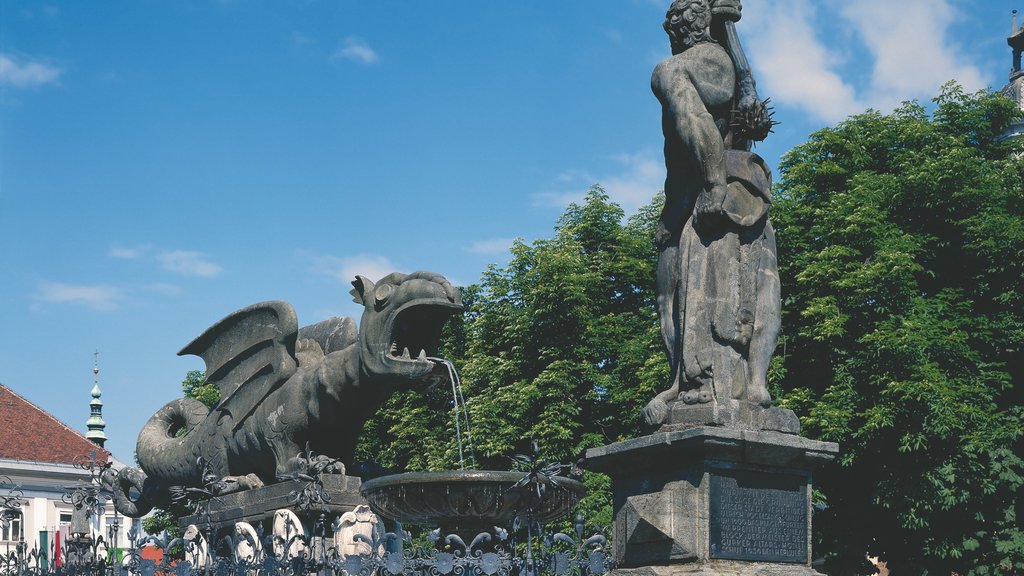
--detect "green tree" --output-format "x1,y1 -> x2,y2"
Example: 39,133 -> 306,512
180,369 -> 219,410
356,187 -> 667,527
462,188 -> 663,462
141,370 -> 217,539
773,84 -> 1024,574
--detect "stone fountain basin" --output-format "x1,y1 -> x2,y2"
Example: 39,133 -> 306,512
360,470 -> 585,532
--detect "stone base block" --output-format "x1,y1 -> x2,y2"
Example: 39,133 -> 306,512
664,401 -> 801,435
611,561 -> 825,576
180,474 -> 366,532
586,428 -> 837,573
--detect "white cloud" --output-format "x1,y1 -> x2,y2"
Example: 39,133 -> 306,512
742,0 -> 865,124
534,151 -> 663,213
34,281 -> 122,311
110,243 -> 223,278
533,189 -> 587,209
157,250 -> 223,277
331,37 -> 379,65
741,0 -> 988,124
109,245 -> 150,259
466,238 -> 516,255
313,254 -> 397,284
603,28 -> 625,45
599,152 -> 665,213
839,0 -> 986,106
0,53 -> 62,89
144,283 -> 183,297
292,32 -> 314,47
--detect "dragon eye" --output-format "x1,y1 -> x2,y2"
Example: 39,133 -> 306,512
375,284 -> 393,307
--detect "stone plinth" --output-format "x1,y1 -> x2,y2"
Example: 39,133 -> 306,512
665,401 -> 801,435
586,428 -> 837,575
180,474 -> 366,531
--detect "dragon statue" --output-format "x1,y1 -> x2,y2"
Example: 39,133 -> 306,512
112,271 -> 462,517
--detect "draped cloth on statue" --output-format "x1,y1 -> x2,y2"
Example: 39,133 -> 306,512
658,149 -> 779,409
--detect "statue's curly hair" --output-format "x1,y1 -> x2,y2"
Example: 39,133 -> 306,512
664,0 -> 713,52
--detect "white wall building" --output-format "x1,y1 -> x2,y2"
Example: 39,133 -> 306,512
0,383 -> 132,561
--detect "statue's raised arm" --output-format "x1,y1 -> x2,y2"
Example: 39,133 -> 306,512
711,0 -> 773,144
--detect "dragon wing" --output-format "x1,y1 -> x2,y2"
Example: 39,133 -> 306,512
298,316 -> 357,355
178,301 -> 299,428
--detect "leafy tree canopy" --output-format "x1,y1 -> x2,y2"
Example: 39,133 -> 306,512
180,369 -> 219,410
773,83 -> 1024,574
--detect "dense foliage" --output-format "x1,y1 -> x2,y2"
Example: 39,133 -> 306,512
773,84 -> 1024,574
180,369 -> 220,410
355,187 -> 667,527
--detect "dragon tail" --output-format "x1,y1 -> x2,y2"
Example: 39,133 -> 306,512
135,397 -> 210,490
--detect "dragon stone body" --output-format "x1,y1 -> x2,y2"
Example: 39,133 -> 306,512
113,271 -> 461,517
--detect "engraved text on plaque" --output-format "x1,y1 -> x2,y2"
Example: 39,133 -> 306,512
709,469 -> 807,563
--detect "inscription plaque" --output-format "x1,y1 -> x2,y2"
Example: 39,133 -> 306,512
709,469 -> 807,563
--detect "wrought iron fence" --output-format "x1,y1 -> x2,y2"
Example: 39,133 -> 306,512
0,513 -> 611,576
0,450 -> 612,576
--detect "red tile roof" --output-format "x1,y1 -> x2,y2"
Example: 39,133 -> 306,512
0,383 -> 111,464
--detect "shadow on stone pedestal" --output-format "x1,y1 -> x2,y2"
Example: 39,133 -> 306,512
180,474 -> 366,533
586,428 -> 838,576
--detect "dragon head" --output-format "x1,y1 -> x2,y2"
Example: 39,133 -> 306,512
350,271 -> 463,383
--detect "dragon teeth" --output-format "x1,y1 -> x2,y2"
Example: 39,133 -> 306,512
417,349 -> 427,360
402,347 -> 412,359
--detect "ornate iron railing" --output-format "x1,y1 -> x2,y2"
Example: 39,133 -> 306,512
0,513 -> 611,576
0,449 -> 612,576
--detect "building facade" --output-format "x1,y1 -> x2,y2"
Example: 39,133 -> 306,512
0,383 -> 130,559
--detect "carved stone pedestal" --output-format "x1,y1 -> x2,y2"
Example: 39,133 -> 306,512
179,474 -> 366,532
586,428 -> 837,576
665,401 -> 801,435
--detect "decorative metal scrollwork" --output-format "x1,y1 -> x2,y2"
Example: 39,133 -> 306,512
0,507 -> 611,576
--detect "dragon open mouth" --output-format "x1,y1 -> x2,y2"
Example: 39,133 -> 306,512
386,300 -> 460,364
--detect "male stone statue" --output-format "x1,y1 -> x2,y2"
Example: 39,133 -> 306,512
643,0 -> 791,430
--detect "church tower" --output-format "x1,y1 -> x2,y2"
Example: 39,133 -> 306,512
85,351 -> 107,448
999,10 -> 1024,141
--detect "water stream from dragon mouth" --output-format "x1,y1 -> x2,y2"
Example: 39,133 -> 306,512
429,357 -> 476,470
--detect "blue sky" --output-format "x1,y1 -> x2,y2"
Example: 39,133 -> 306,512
1,0 -> 1019,462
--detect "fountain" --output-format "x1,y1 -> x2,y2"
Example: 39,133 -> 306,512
360,360 -> 586,540
362,470 -> 583,537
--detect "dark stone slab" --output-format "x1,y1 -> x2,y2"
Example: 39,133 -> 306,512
586,427 -> 838,474
660,401 -> 801,434
179,474 -> 366,531
609,562 -> 825,576
709,470 -> 807,563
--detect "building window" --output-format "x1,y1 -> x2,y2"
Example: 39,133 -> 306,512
59,513 -> 73,525
1,510 -> 23,541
